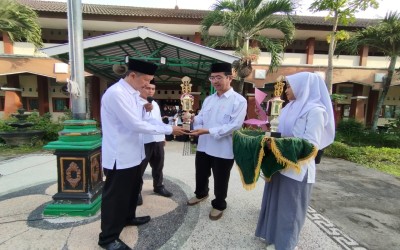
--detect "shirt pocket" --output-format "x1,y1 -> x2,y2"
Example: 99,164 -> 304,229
220,113 -> 231,124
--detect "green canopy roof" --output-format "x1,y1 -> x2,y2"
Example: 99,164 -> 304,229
41,27 -> 239,87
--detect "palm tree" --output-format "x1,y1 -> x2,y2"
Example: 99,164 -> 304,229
201,0 -> 295,95
336,11 -> 400,131
309,0 -> 379,94
0,0 -> 43,49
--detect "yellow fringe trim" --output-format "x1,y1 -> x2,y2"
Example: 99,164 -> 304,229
298,146 -> 319,166
270,137 -> 319,173
234,129 -> 319,189
236,135 -> 267,191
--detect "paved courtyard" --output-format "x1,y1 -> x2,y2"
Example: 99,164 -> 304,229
0,141 -> 399,249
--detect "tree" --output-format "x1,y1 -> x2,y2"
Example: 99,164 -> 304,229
336,11 -> 400,131
201,0 -> 295,95
0,0 -> 43,49
309,0 -> 379,94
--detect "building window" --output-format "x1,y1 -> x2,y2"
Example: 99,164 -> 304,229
52,98 -> 70,112
0,96 -> 4,111
338,104 -> 350,118
382,105 -> 398,118
22,97 -> 39,111
338,86 -> 353,94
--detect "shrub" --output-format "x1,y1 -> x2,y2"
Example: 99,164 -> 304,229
27,112 -> 64,141
336,119 -> 364,138
324,141 -> 362,162
325,141 -> 400,177
0,119 -> 16,132
335,119 -> 400,148
388,116 -> 400,134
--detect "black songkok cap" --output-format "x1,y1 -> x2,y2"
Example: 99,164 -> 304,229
210,62 -> 232,74
128,59 -> 158,75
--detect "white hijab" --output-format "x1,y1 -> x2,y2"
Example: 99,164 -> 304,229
278,72 -> 335,149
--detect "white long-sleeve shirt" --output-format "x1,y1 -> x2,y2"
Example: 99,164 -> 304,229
193,88 -> 247,159
139,97 -> 165,144
279,107 -> 326,183
101,79 -> 172,170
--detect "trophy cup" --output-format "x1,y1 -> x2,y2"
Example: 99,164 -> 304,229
265,76 -> 285,138
180,76 -> 194,131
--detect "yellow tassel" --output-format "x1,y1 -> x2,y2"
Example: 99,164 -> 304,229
236,164 -> 257,190
270,138 -> 301,173
298,146 -> 318,165
236,136 -> 267,191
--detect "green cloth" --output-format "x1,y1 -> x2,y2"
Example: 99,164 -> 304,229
233,129 -> 317,190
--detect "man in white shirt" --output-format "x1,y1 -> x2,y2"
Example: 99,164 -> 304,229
137,80 -> 172,206
187,62 -> 247,221
98,59 -> 186,250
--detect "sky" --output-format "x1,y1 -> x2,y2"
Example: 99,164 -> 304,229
46,0 -> 399,19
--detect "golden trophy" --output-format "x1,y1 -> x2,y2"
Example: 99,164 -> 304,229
180,76 -> 194,131
265,76 -> 285,138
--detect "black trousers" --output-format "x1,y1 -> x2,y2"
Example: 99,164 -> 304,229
194,151 -> 234,211
139,141 -> 165,190
98,162 -> 142,245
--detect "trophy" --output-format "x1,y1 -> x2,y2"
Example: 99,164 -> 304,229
265,76 -> 285,138
180,76 -> 194,131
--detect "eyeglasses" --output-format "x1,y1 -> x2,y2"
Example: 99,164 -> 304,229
208,76 -> 226,82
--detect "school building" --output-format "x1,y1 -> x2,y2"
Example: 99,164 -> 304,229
1,0 -> 399,126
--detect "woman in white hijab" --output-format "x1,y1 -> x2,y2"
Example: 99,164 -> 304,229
255,72 -> 335,250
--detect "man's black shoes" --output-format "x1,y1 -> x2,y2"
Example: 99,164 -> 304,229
126,216 -> 151,226
99,239 -> 131,250
154,187 -> 173,197
137,193 -> 143,206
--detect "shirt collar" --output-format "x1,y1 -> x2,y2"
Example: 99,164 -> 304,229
215,87 -> 234,98
119,78 -> 139,96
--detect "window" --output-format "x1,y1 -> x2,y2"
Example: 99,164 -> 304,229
382,105 -> 398,118
338,104 -> 350,118
52,98 -> 70,112
22,97 -> 39,111
0,96 -> 4,111
338,87 -> 353,94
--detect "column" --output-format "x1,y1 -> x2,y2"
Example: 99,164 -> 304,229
3,32 -> 14,54
359,45 -> 369,66
37,75 -> 49,115
306,37 -> 315,65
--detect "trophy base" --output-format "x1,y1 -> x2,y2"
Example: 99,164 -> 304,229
182,123 -> 191,132
264,131 -> 281,138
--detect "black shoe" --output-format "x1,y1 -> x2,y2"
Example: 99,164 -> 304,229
154,187 -> 173,197
99,239 -> 131,250
126,216 -> 151,226
137,193 -> 143,206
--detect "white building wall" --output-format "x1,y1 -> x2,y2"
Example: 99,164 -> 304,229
13,42 -> 36,55
282,53 -> 307,65
366,56 -> 400,68
19,75 -> 38,98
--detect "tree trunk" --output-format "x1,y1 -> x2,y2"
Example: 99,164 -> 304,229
326,13 -> 339,94
237,77 -> 245,96
370,55 -> 397,131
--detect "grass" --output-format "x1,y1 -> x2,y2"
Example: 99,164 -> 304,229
190,143 -> 197,154
0,143 -> 47,159
324,142 -> 400,177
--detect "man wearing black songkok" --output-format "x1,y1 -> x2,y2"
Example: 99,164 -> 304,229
187,62 -> 247,221
99,59 -> 186,250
